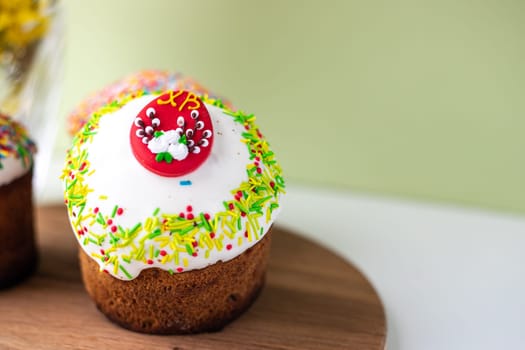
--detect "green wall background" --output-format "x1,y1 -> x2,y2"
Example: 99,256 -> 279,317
61,0 -> 525,214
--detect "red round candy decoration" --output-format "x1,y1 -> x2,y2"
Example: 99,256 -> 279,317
130,90 -> 214,177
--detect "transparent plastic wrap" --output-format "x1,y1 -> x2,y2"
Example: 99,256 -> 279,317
0,0 -> 64,202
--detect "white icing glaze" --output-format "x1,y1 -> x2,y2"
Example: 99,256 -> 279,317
68,94 -> 282,279
0,156 -> 30,186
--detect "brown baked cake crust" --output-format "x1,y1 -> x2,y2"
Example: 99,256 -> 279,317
0,171 -> 36,289
79,229 -> 272,334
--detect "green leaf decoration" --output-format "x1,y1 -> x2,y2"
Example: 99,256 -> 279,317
155,152 -> 173,163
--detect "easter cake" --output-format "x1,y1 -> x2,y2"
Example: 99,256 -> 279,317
0,114 -> 37,288
62,89 -> 284,333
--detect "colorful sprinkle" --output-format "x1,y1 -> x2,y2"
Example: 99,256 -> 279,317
0,114 -> 36,170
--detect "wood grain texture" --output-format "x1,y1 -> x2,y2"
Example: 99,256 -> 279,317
0,206 -> 386,349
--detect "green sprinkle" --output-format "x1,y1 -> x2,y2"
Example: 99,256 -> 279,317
130,222 -> 142,234
250,196 -> 272,209
179,225 -> 194,236
119,265 -> 133,279
185,244 -> 193,255
237,217 -> 242,230
148,228 -> 162,239
96,212 -> 105,225
66,178 -> 78,190
200,213 -> 212,232
234,201 -> 248,213
152,207 -> 160,216
111,205 -> 118,218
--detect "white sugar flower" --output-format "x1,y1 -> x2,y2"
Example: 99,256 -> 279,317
147,129 -> 189,161
147,134 -> 169,154
168,143 -> 189,161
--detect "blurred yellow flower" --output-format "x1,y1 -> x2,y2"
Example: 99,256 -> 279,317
0,0 -> 49,56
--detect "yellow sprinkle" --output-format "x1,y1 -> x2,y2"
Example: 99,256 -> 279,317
205,235 -> 213,249
246,227 -> 253,242
183,258 -> 189,267
113,260 -> 119,275
214,238 -> 223,251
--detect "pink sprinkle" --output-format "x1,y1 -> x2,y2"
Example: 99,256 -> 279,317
186,205 -> 193,212
179,212 -> 185,218
160,250 -> 167,256
147,259 -> 153,265
176,267 -> 184,272
117,207 -> 124,216
204,213 -> 211,220
210,232 -> 215,239
192,241 -> 198,247
111,225 -> 117,233
94,207 -> 99,214
187,213 -> 194,220
226,244 -> 233,250
107,219 -> 113,225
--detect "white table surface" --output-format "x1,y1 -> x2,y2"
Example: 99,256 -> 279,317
278,184 -> 525,350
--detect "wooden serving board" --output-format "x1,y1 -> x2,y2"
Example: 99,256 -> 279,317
0,206 -> 386,349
